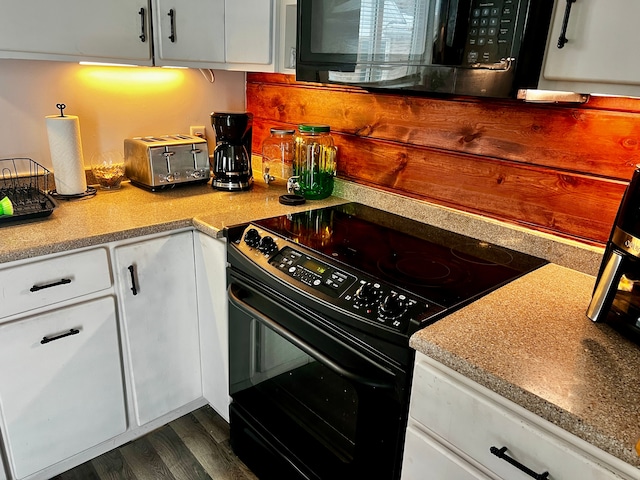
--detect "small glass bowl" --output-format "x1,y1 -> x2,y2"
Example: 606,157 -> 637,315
91,151 -> 126,190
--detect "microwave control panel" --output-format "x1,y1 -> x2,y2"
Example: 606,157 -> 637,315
464,0 -> 519,65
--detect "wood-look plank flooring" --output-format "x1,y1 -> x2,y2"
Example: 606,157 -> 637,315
51,405 -> 258,480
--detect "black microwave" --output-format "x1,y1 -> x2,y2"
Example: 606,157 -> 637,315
296,0 -> 554,98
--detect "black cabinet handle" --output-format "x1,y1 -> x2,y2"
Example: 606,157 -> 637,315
30,278 -> 72,292
490,446 -> 549,480
557,0 -> 577,49
41,328 -> 80,345
168,9 -> 176,43
138,7 -> 147,42
128,265 -> 138,296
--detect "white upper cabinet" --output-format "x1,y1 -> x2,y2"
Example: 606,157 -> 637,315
224,0 -> 274,70
539,0 -> 640,97
277,0 -> 298,74
0,0 -> 282,72
0,0 -> 152,64
154,0 -> 276,71
153,0 -> 225,67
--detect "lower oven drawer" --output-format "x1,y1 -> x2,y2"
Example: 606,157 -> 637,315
409,355 -> 627,480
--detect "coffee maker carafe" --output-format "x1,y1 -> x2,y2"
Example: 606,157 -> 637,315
587,165 -> 640,342
210,112 -> 253,191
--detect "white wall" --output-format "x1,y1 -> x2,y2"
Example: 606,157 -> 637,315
0,59 -> 246,170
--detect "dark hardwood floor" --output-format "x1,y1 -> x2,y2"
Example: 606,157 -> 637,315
51,405 -> 257,480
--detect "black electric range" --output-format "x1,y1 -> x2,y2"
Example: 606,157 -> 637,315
225,202 -> 547,480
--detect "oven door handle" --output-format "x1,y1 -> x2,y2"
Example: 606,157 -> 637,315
229,283 -> 396,389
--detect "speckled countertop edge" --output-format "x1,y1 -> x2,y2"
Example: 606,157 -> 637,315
411,264 -> 640,471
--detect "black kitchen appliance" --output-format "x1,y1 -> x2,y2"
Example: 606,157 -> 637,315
210,112 -> 253,191
296,0 -> 554,98
226,203 -> 546,480
587,166 -> 640,343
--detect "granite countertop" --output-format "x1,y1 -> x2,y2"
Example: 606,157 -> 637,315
0,181 -> 345,264
411,263 -> 640,472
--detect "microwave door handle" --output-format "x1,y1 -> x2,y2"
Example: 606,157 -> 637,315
228,283 -> 395,389
430,0 -> 468,63
445,0 -> 460,47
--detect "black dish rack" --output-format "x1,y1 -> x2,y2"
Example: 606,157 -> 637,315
0,158 -> 57,224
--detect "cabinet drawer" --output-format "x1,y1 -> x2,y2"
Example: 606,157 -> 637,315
410,358 -> 625,480
402,423 -> 493,480
0,248 -> 112,318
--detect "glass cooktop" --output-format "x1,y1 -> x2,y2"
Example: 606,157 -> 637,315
253,202 -> 547,309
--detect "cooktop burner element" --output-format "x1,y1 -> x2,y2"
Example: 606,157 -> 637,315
377,252 -> 465,287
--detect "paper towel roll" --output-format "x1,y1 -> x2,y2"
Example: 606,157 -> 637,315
45,115 -> 88,195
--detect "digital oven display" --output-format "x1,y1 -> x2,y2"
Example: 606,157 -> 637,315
302,257 -> 327,275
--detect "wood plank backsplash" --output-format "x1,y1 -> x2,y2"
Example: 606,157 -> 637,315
246,73 -> 640,245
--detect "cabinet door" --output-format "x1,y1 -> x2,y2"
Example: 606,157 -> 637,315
0,297 -> 126,480
0,0 -> 151,64
115,231 -> 202,426
194,234 -> 229,421
540,0 -> 640,96
225,0 -> 274,69
153,0 -> 225,66
277,0 -> 298,74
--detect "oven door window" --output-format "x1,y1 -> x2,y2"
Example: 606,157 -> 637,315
228,282 -> 404,478
251,321 -> 358,460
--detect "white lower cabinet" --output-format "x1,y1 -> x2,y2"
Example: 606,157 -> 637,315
0,296 -> 126,480
115,230 -> 202,426
402,353 -> 632,480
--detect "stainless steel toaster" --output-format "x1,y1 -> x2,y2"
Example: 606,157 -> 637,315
124,134 -> 210,191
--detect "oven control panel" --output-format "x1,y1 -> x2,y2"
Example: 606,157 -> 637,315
271,247 -> 356,298
235,225 -> 443,333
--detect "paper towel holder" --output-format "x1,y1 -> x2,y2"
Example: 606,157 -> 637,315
47,102 -> 97,200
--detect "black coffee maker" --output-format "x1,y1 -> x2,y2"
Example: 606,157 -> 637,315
587,165 -> 640,342
210,112 -> 253,191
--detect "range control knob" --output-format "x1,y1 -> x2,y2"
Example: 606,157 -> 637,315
354,282 -> 380,307
258,236 -> 278,255
378,293 -> 408,320
244,228 -> 261,248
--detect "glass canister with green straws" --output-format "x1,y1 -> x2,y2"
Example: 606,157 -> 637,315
292,124 -> 337,199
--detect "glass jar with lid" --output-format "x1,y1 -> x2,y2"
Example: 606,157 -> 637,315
261,128 -> 295,184
293,124 -> 337,200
